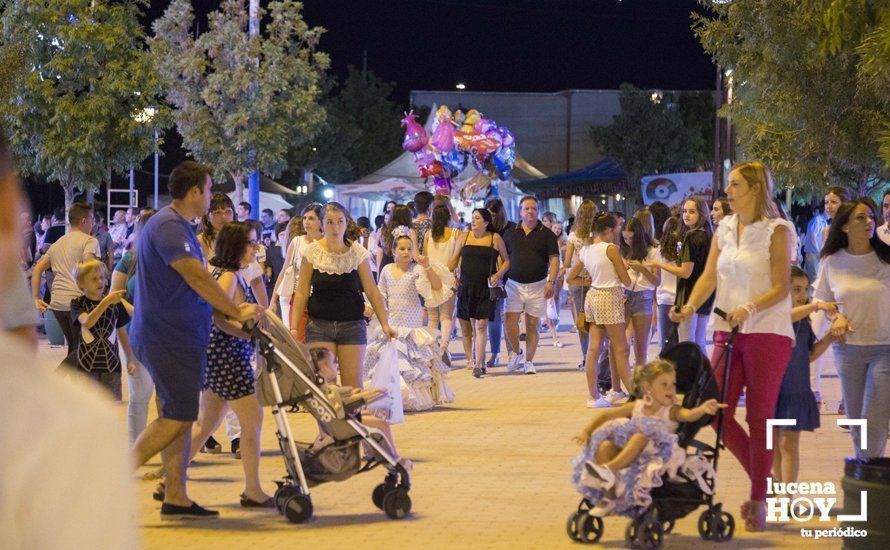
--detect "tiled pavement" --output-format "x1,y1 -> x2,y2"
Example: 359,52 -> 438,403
38,317 -> 861,549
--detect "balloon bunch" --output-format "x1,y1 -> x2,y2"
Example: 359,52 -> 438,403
401,106 -> 516,199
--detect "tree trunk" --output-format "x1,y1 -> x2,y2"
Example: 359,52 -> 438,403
232,171 -> 245,205
62,178 -> 75,230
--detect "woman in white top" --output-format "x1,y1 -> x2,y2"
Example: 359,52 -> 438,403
654,216 -> 681,350
270,203 -> 322,336
424,199 -> 461,358
566,212 -> 633,409
814,198 -> 890,460
672,161 -> 794,532
562,201 -> 596,370
620,216 -> 660,368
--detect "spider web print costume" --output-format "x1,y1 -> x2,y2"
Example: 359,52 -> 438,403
70,296 -> 130,373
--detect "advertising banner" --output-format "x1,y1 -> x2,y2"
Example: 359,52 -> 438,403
641,171 -> 714,206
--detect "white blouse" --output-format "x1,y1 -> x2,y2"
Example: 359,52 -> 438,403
627,246 -> 659,292
655,248 -> 678,306
814,249 -> 890,346
708,214 -> 794,339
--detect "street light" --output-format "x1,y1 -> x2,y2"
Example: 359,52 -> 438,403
133,107 -> 159,209
322,187 -> 334,200
455,83 -> 466,90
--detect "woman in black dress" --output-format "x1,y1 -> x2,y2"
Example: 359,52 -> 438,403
448,208 -> 510,378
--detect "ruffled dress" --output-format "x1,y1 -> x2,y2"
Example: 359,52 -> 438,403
364,263 -> 456,412
571,400 -> 687,517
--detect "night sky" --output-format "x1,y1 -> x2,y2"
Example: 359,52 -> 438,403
30,0 -> 717,213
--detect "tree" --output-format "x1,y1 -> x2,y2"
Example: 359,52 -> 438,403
590,83 -> 714,194
807,0 -> 890,171
151,0 -> 328,203
0,0 -> 165,212
294,66 -> 405,183
693,0 -> 887,200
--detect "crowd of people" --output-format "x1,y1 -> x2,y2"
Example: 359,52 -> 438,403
10,153 -> 890,531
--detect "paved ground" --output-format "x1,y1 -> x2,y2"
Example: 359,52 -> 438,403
38,313 -> 859,549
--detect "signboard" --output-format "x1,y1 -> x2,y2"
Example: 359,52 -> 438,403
641,172 -> 713,206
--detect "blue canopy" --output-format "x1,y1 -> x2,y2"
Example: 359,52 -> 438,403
516,157 -> 628,199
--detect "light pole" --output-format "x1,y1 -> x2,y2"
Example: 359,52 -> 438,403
134,107 -> 158,208
247,0 -> 261,220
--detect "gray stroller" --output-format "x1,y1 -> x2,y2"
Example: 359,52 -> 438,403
248,312 -> 412,523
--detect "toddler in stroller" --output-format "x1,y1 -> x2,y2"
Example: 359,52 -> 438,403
569,351 -> 733,548
572,359 -> 726,517
250,311 -> 413,523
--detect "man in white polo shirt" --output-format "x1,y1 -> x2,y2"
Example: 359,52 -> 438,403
502,196 -> 560,375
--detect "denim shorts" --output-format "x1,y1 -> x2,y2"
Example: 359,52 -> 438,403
625,289 -> 654,318
306,317 -> 367,346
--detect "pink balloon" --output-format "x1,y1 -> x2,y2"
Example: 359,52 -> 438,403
401,111 -> 428,153
429,113 -> 455,153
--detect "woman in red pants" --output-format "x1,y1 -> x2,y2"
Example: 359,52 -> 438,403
672,161 -> 794,532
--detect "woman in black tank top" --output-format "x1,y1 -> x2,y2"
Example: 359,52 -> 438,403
448,208 -> 510,378
291,203 -> 396,390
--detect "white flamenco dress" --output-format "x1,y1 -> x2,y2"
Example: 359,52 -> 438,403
364,263 -> 456,412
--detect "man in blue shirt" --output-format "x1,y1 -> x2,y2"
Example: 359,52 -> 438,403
130,161 -> 263,520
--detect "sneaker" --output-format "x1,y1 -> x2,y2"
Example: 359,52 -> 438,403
231,437 -> 241,459
589,499 -> 615,517
506,350 -> 525,372
604,391 -> 628,404
553,339 -> 563,348
523,361 -> 537,375
486,355 -> 499,369
201,435 -> 222,454
160,502 -> 220,520
588,396 -> 613,408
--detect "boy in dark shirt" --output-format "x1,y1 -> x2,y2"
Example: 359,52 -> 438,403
70,259 -> 136,400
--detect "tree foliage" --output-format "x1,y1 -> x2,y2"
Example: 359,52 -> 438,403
590,83 -> 714,191
151,0 -> 328,202
0,0 -> 166,210
693,0 -> 888,200
293,66 -> 405,182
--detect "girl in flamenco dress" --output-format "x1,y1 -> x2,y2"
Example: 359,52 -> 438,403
571,359 -> 726,517
364,227 -> 456,411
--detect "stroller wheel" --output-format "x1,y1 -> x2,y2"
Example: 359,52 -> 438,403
283,494 -> 313,524
698,509 -> 734,541
569,513 -> 603,544
662,519 -> 675,534
382,487 -> 412,520
372,483 -> 390,510
274,485 -> 300,513
633,515 -> 664,549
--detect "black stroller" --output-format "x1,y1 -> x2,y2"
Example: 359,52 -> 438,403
567,310 -> 739,548
248,312 -> 412,523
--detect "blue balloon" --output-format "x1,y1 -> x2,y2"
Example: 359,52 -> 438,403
442,149 -> 467,175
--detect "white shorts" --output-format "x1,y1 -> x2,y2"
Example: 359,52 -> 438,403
505,278 -> 548,318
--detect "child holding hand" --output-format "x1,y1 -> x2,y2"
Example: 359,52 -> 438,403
571,359 -> 726,517
70,259 -> 135,399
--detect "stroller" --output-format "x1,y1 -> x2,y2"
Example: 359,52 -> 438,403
567,309 -> 738,548
247,311 -> 412,523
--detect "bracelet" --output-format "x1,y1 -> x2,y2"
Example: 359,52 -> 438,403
741,302 -> 758,316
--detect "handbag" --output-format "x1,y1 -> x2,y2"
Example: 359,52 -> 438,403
487,234 -> 507,301
574,285 -> 590,332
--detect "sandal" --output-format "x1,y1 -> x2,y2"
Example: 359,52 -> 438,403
153,482 -> 165,502
744,501 -> 767,532
240,494 -> 275,508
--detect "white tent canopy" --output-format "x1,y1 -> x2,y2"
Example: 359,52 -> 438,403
333,105 -> 546,219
